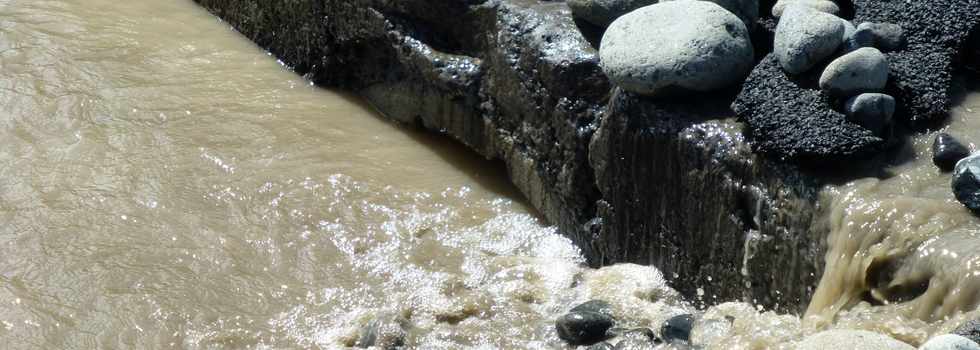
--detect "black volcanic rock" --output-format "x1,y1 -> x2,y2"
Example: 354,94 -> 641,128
732,55 -> 885,163
735,0 -> 980,162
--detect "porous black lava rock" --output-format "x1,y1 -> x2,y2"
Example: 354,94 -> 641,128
953,154 -> 980,214
933,133 -> 971,172
556,311 -> 616,345
736,0 -> 980,162
732,55 -> 886,163
954,319 -> 980,344
853,0 -> 980,125
571,300 -> 616,318
661,314 -> 695,343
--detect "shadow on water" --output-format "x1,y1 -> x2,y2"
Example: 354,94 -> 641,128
327,90 -> 542,219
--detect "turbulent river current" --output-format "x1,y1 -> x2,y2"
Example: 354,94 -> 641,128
2,0 -> 980,349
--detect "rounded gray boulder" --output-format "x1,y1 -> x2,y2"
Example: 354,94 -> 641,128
820,47 -> 889,97
772,0 -> 839,18
844,93 -> 895,135
774,5 -> 845,74
567,0 -> 660,28
599,1 -> 754,96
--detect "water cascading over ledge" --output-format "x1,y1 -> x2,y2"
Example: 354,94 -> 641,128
190,0 -> 978,314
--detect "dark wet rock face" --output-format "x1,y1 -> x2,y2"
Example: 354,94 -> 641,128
933,133 -> 971,172
572,300 -> 616,317
590,90 -> 825,310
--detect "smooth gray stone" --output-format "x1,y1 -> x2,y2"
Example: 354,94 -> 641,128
919,334 -> 980,350
599,1 -> 754,96
844,93 -> 895,135
819,47 -> 889,97
774,5 -> 845,74
772,0 -> 839,18
567,0 -> 660,27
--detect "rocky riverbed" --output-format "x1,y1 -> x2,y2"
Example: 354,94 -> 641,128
190,0 -> 980,347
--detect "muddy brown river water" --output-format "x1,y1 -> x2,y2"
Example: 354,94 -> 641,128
2,0 -> 980,349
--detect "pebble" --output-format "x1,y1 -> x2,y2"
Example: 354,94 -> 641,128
556,311 -> 616,345
844,93 -> 895,136
661,314 -> 695,344
774,5 -> 844,74
819,47 -> 889,97
933,133 -> 972,172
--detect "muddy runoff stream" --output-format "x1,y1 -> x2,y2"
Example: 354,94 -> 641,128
2,0 -> 980,348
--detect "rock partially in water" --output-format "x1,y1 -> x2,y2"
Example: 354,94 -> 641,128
953,154 -> 980,214
599,1 -> 754,96
567,0 -> 659,28
919,334 -> 980,350
661,314 -> 695,344
354,313 -> 409,349
933,133 -> 971,172
819,47 -> 889,97
771,0 -> 840,18
572,300 -> 616,318
773,5 -> 845,74
556,311 -> 616,345
797,330 -> 914,350
844,93 -> 895,136
955,319 -> 980,344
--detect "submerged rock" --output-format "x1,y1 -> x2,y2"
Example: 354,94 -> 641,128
819,47 -> 889,97
355,313 -> 409,349
844,93 -> 895,136
556,311 -> 616,345
599,1 -> 753,96
953,154 -> 980,214
661,314 -> 695,343
919,334 -> 980,350
773,5 -> 845,74
567,0 -> 659,27
797,330 -> 914,350
771,0 -> 839,18
933,133 -> 971,172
